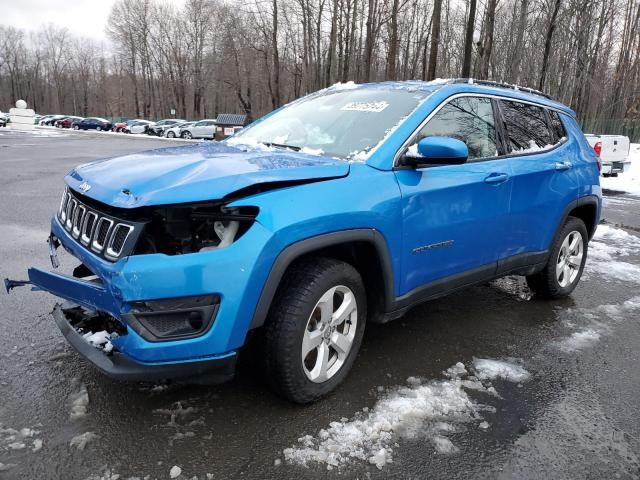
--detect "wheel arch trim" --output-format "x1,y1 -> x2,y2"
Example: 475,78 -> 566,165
248,229 -> 395,330
560,194 -> 601,241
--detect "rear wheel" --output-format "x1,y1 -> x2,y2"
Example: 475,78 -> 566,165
182,131 -> 192,139
526,216 -> 588,299
96,126 -> 102,131
263,257 -> 366,404
167,131 -> 175,138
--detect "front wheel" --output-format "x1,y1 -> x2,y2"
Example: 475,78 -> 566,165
527,216 -> 588,299
96,126 -> 102,131
263,257 -> 366,404
166,131 -> 175,138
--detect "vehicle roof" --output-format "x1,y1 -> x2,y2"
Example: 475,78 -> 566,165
332,79 -> 575,117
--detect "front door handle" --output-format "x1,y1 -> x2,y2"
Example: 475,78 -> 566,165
484,172 -> 510,184
555,161 -> 572,171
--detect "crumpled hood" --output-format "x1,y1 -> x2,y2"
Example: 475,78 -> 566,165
65,142 -> 349,208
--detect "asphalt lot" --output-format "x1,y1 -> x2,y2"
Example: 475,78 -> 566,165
1,128 -> 639,480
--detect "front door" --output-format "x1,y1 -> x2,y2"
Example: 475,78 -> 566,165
395,96 -> 512,296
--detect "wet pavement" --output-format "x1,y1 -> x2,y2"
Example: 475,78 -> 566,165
1,129 -> 639,480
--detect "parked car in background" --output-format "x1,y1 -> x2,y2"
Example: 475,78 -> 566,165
8,80 -> 601,403
165,121 -> 194,138
181,119 -> 216,139
112,121 -> 128,133
124,119 -> 154,134
56,116 -> 83,129
33,115 -> 44,125
41,115 -> 66,126
0,112 -> 8,127
147,119 -> 185,137
585,134 -> 631,177
72,117 -> 113,131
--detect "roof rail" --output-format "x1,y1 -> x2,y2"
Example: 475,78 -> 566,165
451,78 -> 553,100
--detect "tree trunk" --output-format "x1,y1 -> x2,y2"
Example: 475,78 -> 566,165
539,0 -> 562,91
426,0 -> 443,80
461,0 -> 477,77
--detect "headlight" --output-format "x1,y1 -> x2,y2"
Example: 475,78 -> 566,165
135,204 -> 258,256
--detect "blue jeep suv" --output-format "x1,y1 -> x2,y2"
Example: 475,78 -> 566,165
8,79 -> 601,403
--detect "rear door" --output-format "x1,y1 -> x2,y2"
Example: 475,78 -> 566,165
497,100 -> 579,260
394,96 -> 513,295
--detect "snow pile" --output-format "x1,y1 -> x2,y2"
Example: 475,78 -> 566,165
472,358 -> 531,382
600,143 -> 640,195
284,359 -> 530,470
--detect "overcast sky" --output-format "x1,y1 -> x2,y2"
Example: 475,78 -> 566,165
1,0 -> 185,42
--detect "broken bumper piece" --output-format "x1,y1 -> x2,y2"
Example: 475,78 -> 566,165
54,303 -> 237,384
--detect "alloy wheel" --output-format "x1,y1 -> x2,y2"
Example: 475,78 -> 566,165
556,230 -> 584,287
302,285 -> 358,383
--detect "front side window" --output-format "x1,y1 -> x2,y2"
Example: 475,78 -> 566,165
228,88 -> 429,159
501,100 -> 554,152
415,97 -> 498,160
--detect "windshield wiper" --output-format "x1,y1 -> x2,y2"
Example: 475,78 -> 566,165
260,141 -> 301,152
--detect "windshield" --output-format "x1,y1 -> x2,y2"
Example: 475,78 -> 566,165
227,88 -> 429,160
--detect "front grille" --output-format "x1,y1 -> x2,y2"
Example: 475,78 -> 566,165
58,188 -> 138,261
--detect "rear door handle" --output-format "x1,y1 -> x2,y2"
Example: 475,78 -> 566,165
484,172 -> 510,184
555,161 -> 572,171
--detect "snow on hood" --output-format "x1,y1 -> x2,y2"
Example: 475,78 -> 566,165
66,141 -> 349,208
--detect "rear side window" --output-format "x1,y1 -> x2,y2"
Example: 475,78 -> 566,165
548,110 -> 567,141
417,97 -> 497,160
500,101 -> 554,152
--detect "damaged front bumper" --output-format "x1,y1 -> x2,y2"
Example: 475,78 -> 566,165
53,303 -> 236,383
6,213 -> 277,383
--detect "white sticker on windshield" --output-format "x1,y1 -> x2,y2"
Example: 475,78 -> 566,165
341,101 -> 389,113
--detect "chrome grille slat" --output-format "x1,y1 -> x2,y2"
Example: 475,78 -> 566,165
65,199 -> 77,229
106,224 -> 133,259
92,218 -> 114,253
72,205 -> 86,238
57,189 -> 135,261
81,211 -> 98,246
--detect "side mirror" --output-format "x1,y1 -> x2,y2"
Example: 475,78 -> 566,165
401,136 -> 469,168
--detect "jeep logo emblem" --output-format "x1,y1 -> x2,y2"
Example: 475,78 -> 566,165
78,181 -> 91,193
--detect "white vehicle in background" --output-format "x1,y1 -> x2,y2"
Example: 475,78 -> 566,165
165,121 -> 194,138
124,119 -> 154,134
181,119 -> 217,139
585,134 -> 631,177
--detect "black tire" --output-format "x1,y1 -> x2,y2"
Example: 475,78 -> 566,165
262,257 -> 367,404
167,131 -> 175,138
96,126 -> 102,131
182,131 -> 192,139
526,216 -> 588,299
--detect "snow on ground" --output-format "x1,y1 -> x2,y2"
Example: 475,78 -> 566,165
69,383 -> 90,420
556,225 -> 640,352
586,224 -> 640,284
600,143 -> 640,195
283,359 -> 530,470
0,424 -> 43,455
69,432 -> 99,451
555,297 -> 640,353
